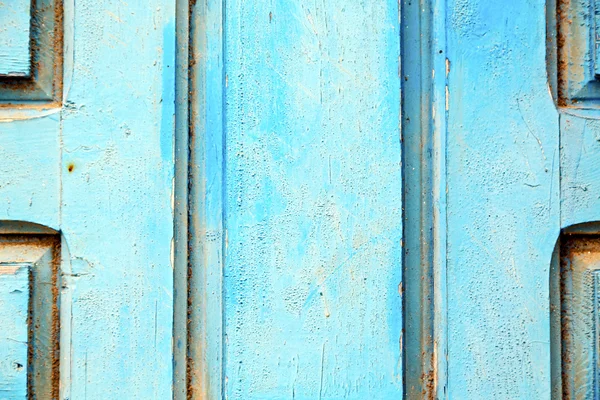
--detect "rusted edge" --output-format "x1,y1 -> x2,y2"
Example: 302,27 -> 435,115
556,0 -> 569,107
173,0 -> 191,399
559,233 -> 600,400
0,234 -> 62,399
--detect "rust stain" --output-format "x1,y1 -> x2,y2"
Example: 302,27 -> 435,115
67,163 -> 75,173
559,234 -> 600,399
556,0 -> 570,107
421,336 -> 436,399
50,238 -> 61,400
0,235 -> 62,399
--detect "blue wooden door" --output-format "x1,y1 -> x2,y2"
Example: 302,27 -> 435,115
183,1 -> 404,399
0,0 -> 403,398
0,0 -> 175,398
4,0 -> 599,399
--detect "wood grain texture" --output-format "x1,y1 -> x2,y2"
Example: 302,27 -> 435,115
0,264 -> 29,399
560,116 -> 600,228
446,0 -> 560,397
221,1 -> 403,398
59,1 -> 175,398
559,237 -> 600,399
401,0 -> 448,396
0,0 -> 31,77
188,0 -> 225,398
0,0 -> 176,398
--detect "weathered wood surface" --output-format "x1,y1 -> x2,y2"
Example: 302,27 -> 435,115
446,0 -> 560,397
0,0 -> 31,76
220,1 -> 403,398
0,0 -> 175,398
0,265 -> 29,399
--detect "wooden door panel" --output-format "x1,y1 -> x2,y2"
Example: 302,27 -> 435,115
0,0 -> 31,77
0,1 -> 175,398
445,0 -> 560,397
0,264 -> 30,398
215,1 -> 404,398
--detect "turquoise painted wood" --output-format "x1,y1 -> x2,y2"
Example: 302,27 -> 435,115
445,0 -> 560,397
0,0 -> 175,398
59,1 -> 175,398
0,264 -> 29,398
219,1 -> 403,398
0,0 -> 31,77
7,0 -> 600,398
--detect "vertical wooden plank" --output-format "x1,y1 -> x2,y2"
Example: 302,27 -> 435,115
0,264 -> 29,399
560,116 -> 600,229
559,238 -> 600,399
188,0 -> 225,398
446,0 -> 559,397
0,120 -> 60,230
594,0 -> 600,77
173,0 -> 189,397
401,0 -> 448,396
223,1 -> 402,398
0,0 -> 31,76
59,1 -> 176,398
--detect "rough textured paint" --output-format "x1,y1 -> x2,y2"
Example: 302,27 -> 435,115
0,0 -> 31,77
59,1 -> 175,398
187,0 -> 225,398
222,1 -> 403,398
560,116 -> 600,228
0,1 -> 175,398
0,264 -> 29,398
401,0 -> 448,396
7,0 -> 600,397
559,237 -> 600,398
557,42 -> 600,400
446,0 -> 560,397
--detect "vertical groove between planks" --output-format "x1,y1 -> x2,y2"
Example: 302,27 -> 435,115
173,0 -> 190,398
188,0 -> 225,398
402,0 -> 448,397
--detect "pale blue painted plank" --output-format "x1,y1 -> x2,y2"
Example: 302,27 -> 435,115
172,0 -> 190,397
560,116 -> 600,228
58,1 -> 175,398
188,0 -> 225,397
446,0 -> 559,398
0,0 -> 31,76
0,118 -> 60,230
223,1 -> 402,398
594,271 -> 600,398
0,264 -> 29,399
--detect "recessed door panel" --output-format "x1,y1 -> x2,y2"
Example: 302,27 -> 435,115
0,0 -> 31,77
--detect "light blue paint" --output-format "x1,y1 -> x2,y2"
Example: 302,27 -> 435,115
5,0 -> 600,397
446,0 -> 559,398
0,119 -> 60,230
560,116 -> 600,228
161,20 -> 176,164
220,1 -> 402,398
172,0 -> 190,397
0,0 -> 175,396
0,264 -> 29,399
187,0 -> 226,397
594,0 -> 600,77
0,0 -> 31,77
